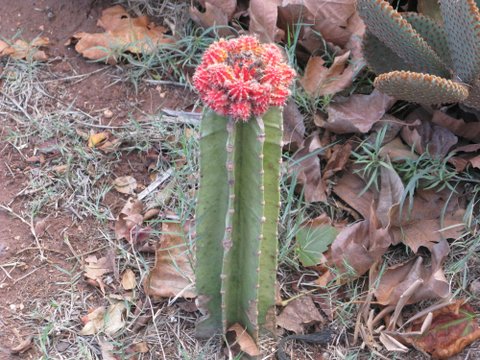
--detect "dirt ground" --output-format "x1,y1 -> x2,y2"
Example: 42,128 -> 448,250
0,0 -> 197,358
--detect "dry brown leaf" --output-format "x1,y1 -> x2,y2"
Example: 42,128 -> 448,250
291,132 -> 327,203
248,0 -> 283,42
0,37 -> 49,61
404,300 -> 480,359
431,110 -> 480,143
113,176 -> 137,195
115,198 -> 149,244
132,341 -> 149,353
376,167 -> 404,228
373,239 -> 450,306
283,99 -> 305,150
388,189 -> 465,252
333,172 -> 373,219
79,302 -> 126,335
331,205 -> 392,279
401,117 -> 457,158
99,338 -> 118,360
300,51 -> 355,97
72,5 -> 173,63
121,269 -> 137,290
322,142 -> 352,180
379,137 -> 419,162
226,323 -> 260,357
10,336 -> 33,355
84,254 -> 114,293
324,90 -> 396,134
144,222 -> 195,298
190,0 -> 236,36
277,296 -> 324,334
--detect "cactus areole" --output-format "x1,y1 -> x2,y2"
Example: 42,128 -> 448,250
193,36 -> 295,341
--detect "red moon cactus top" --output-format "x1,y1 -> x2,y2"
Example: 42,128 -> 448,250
193,36 -> 296,121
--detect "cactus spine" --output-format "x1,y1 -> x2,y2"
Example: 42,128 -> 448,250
192,36 -> 295,341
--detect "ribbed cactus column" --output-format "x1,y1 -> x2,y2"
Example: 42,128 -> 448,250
192,36 -> 295,341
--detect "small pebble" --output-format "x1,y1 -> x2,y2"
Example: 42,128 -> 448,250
103,109 -> 113,118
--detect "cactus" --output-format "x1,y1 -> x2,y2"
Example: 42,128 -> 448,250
356,0 -> 480,110
193,36 -> 295,341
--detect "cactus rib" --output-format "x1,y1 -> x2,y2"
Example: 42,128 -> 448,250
374,70 -> 469,105
195,110 -> 230,338
257,107 -> 283,334
222,117 -> 266,338
356,0 -> 449,77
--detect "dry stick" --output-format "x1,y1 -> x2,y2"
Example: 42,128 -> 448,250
0,204 -> 46,260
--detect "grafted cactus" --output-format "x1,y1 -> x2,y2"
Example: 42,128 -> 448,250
193,36 -> 295,342
356,0 -> 480,110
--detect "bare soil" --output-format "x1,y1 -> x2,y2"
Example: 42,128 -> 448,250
0,0 -> 196,358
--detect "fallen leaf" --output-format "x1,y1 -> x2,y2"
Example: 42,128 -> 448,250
401,117 -> 458,158
283,99 -> 305,149
226,323 -> 260,357
132,341 -> 149,353
99,338 -> 118,360
291,132 -> 327,203
277,296 -> 324,334
331,205 -> 392,279
84,254 -> 114,293
79,302 -> 126,335
248,0 -> 283,42
88,132 -> 109,148
115,198 -> 149,244
389,189 -> 465,252
431,110 -> 480,143
404,300 -> 480,359
296,221 -> 338,267
72,5 -> 173,63
190,0 -> 236,36
113,176 -> 137,195
379,137 -> 419,162
373,239 -> 450,306
0,37 -> 49,61
10,336 -> 33,354
144,222 -> 196,298
121,269 -> 137,290
324,90 -> 396,134
300,51 -> 355,97
333,172 -> 373,219
322,142 -> 352,180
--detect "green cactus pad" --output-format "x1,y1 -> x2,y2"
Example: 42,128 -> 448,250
402,12 -> 452,68
463,81 -> 480,109
374,70 -> 469,104
439,0 -> 480,83
356,0 -> 449,77
362,31 -> 410,74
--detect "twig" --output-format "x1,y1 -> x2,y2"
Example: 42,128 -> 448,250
138,168 -> 173,200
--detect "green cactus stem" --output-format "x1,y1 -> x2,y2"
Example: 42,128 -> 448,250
192,36 -> 295,343
195,108 -> 283,340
